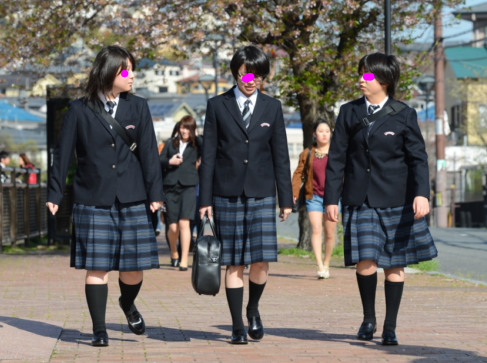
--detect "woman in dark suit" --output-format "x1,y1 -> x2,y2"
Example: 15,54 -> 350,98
46,45 -> 165,347
160,116 -> 202,271
199,45 -> 293,345
325,53 -> 437,346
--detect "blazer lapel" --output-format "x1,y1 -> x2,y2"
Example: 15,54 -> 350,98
222,86 -> 248,136
351,97 -> 368,143
368,97 -> 395,138
88,98 -> 117,139
114,92 -> 131,126
247,91 -> 268,134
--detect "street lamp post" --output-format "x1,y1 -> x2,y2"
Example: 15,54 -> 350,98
385,0 -> 392,55
198,74 -> 214,102
418,74 -> 435,145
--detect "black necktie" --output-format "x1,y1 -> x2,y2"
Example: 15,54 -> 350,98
368,104 -> 380,115
367,105 -> 380,138
106,100 -> 116,115
242,99 -> 251,129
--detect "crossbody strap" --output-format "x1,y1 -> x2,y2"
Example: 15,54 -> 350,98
348,101 -> 407,141
86,99 -> 138,154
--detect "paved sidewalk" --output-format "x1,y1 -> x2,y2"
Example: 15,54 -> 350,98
0,237 -> 486,363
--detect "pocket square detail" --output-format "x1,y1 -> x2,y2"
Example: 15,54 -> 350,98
125,125 -> 135,130
260,123 -> 270,127
384,131 -> 395,136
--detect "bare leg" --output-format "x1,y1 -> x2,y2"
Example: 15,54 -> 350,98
167,222 -> 179,259
178,218 -> 191,268
248,262 -> 269,284
323,213 -> 336,267
308,211 -> 324,268
86,270 -> 109,284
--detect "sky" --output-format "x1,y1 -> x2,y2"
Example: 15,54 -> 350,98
411,0 -> 487,44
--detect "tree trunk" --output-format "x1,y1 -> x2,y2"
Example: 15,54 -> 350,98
296,208 -> 312,251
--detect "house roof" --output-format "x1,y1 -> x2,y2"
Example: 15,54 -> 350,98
444,47 -> 487,78
452,2 -> 487,20
137,58 -> 179,69
147,100 -> 194,118
0,100 -> 44,122
177,74 -> 228,83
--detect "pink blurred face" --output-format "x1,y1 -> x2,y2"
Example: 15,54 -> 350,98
359,69 -> 388,98
236,64 -> 262,98
180,126 -> 191,141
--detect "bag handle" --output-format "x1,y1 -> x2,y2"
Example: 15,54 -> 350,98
197,213 -> 217,239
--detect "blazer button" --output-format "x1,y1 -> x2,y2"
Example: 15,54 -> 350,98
365,149 -> 369,153
112,165 -> 116,169
245,140 -> 249,144
366,168 -> 370,172
111,143 -> 115,148
243,160 -> 248,164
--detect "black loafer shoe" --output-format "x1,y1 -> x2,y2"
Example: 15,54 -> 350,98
171,258 -> 179,267
119,297 -> 146,335
356,322 -> 377,341
381,330 -> 398,345
179,266 -> 188,271
247,316 -> 264,340
91,331 -> 109,347
231,329 -> 248,344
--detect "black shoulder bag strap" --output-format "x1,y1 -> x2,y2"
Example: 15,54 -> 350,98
85,99 -> 138,154
302,148 -> 312,183
348,101 -> 407,141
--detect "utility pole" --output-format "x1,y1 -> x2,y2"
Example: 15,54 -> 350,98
434,9 -> 448,228
384,0 -> 391,55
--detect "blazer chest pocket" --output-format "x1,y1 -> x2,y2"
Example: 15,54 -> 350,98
78,164 -> 97,174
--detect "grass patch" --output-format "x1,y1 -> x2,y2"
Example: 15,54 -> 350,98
278,247 -> 315,260
2,240 -> 69,254
409,260 -> 439,272
331,242 -> 344,257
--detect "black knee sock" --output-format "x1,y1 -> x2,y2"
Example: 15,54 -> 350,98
119,279 -> 142,314
226,287 -> 244,331
383,280 -> 404,332
356,272 -> 377,325
247,280 -> 266,319
85,284 -> 108,334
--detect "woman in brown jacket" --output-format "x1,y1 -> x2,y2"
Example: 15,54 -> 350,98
292,120 -> 336,279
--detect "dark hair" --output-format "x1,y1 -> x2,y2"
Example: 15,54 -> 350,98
358,53 -> 400,97
312,119 -> 332,147
0,151 -> 10,160
171,121 -> 180,139
85,45 -> 136,103
19,153 -> 33,166
172,116 -> 197,150
230,45 -> 270,81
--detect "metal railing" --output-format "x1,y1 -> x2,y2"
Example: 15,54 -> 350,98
0,167 -> 48,251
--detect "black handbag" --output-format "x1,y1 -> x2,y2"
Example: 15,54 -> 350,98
191,215 -> 222,296
292,148 -> 312,213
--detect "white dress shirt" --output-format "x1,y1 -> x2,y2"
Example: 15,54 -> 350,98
98,92 -> 120,129
364,95 -> 389,115
179,141 -> 188,156
234,86 -> 258,114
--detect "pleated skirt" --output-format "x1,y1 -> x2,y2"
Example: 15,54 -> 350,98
71,200 -> 160,272
342,203 -> 437,269
213,195 -> 278,266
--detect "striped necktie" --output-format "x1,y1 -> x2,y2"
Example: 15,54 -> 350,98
367,104 -> 380,138
242,99 -> 251,129
106,100 -> 116,115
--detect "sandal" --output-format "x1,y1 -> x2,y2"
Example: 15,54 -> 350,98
317,265 -> 330,279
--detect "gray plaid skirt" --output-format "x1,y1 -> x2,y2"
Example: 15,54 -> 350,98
213,195 -> 278,266
71,200 -> 160,272
342,203 -> 437,269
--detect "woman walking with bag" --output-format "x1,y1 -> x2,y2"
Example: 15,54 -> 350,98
46,45 -> 165,347
199,45 -> 293,345
160,116 -> 202,271
292,120 -> 335,279
325,53 -> 437,345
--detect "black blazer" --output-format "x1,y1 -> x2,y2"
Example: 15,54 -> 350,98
199,86 -> 293,208
324,97 -> 430,208
47,92 -> 165,207
160,136 -> 202,187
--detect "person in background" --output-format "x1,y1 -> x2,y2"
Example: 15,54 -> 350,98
160,116 -> 202,271
19,153 -> 37,184
292,120 -> 335,279
0,151 -> 11,184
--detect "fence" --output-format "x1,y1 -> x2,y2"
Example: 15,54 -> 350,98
0,167 -> 48,251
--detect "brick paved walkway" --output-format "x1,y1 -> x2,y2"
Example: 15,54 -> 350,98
0,237 -> 486,362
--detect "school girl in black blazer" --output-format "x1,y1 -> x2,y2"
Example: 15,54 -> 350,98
324,53 -> 437,346
160,116 -> 202,270
199,45 -> 293,344
46,45 -> 165,347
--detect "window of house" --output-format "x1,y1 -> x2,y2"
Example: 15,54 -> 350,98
478,104 -> 487,128
451,104 -> 463,131
159,86 -> 168,93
